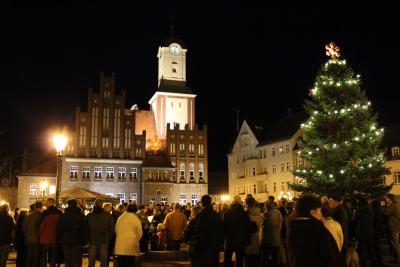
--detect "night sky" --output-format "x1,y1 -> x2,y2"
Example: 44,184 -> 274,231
1,7 -> 399,176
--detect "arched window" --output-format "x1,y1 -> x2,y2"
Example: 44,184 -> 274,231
30,185 -> 37,197
180,163 -> 185,182
189,163 -> 195,182
199,163 -> 204,182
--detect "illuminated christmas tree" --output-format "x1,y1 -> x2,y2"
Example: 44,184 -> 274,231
290,42 -> 391,198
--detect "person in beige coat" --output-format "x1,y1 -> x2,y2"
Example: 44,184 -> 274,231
163,203 -> 187,251
244,197 -> 263,267
114,204 -> 143,267
322,205 -> 343,252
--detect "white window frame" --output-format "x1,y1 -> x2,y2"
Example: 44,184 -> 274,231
392,147 -> 400,158
29,185 -> 37,197
180,194 -> 187,205
280,162 -> 285,172
106,167 -> 114,179
161,197 -> 168,205
130,193 -> 137,202
199,163 -> 204,182
94,167 -> 102,179
83,166 -> 90,179
149,197 -> 156,205
198,144 -> 204,156
70,166 -> 78,179
285,144 -> 290,154
117,193 -> 125,204
191,194 -> 198,205
130,168 -> 137,181
118,167 -> 126,180
286,162 -> 291,171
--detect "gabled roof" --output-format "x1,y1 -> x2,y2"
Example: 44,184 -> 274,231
158,79 -> 193,95
142,153 -> 174,168
19,157 -> 56,176
245,119 -> 269,144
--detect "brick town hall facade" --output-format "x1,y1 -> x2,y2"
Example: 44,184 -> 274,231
17,38 -> 208,208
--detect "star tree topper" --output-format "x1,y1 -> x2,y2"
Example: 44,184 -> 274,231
150,137 -> 161,153
325,42 -> 341,59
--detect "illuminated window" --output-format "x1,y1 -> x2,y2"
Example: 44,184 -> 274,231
113,109 -> 120,149
180,163 -> 185,182
281,163 -> 285,172
161,197 -> 168,205
117,193 -> 125,204
286,162 -> 291,171
273,182 -> 277,193
91,107 -> 98,148
199,163 -> 204,182
49,185 -> 56,195
149,197 -> 156,205
189,163 -> 195,182
124,128 -> 131,149
253,184 -> 257,194
79,126 -> 87,147
285,144 -> 290,153
94,167 -> 102,179
130,168 -> 137,181
70,166 -> 78,179
106,167 -> 114,179
179,143 -> 185,154
180,194 -> 187,205
394,172 -> 400,184
252,168 -> 256,176
198,144 -> 204,156
280,145 -> 284,155
130,193 -> 137,202
118,167 -> 126,180
83,166 -> 90,179
29,185 -> 37,197
170,143 -> 176,156
272,164 -> 276,174
272,147 -> 276,157
191,194 -> 199,205
392,147 -> 400,158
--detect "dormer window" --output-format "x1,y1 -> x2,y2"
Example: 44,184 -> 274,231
172,66 -> 177,73
392,146 -> 400,158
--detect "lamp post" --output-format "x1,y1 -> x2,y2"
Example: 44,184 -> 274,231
53,134 -> 67,206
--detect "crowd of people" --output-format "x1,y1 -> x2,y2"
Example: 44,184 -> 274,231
0,192 -> 399,267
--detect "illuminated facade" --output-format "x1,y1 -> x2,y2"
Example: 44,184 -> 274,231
17,38 -> 208,208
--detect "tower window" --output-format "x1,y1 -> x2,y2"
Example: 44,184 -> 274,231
172,66 -> 177,73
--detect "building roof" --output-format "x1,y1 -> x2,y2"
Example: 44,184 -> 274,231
142,153 -> 174,168
158,79 -> 193,95
381,124 -> 400,148
19,157 -> 56,176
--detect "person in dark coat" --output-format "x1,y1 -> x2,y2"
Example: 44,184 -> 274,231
23,201 -> 43,267
86,199 -> 115,267
354,198 -> 376,267
0,203 -> 15,267
183,205 -> 202,267
368,197 -> 384,266
58,199 -> 86,267
287,194 -> 344,267
15,209 -> 28,267
222,195 -> 253,267
190,195 -> 224,267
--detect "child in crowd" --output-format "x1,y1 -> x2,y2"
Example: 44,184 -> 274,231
156,223 -> 167,251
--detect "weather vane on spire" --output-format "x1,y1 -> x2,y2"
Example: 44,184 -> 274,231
325,42 -> 341,59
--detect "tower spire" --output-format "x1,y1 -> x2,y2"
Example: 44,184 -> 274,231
170,24 -> 175,38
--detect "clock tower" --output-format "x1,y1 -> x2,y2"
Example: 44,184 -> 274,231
149,39 -> 196,140
157,42 -> 187,86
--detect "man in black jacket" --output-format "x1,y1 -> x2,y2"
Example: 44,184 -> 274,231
191,195 -> 223,267
58,198 -> 86,267
288,194 -> 344,267
0,203 -> 15,267
222,195 -> 253,267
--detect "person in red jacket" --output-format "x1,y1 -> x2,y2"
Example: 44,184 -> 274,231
39,198 -> 63,267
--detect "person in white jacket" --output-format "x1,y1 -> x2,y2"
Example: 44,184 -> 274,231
114,204 -> 143,267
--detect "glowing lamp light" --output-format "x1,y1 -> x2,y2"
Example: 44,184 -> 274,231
279,191 -> 293,201
40,181 -> 48,190
53,135 -> 68,154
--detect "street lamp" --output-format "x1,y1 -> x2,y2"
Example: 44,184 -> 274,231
53,134 -> 67,206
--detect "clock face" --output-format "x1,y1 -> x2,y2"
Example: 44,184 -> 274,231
170,45 -> 180,56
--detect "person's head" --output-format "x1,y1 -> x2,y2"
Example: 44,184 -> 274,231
268,196 -> 275,206
174,203 -> 181,211
328,195 -> 341,209
286,202 -> 295,213
232,195 -> 242,205
46,198 -> 55,208
321,205 -> 330,218
320,195 -> 329,205
190,205 -> 202,220
367,196 -> 374,205
34,201 -> 43,211
246,194 -> 253,199
201,195 -> 212,208
29,203 -> 35,212
93,199 -> 104,209
387,194 -> 396,205
103,203 -> 112,213
126,203 -> 138,213
0,203 -> 10,215
342,196 -> 352,208
155,204 -> 161,211
186,203 -> 191,209
157,223 -> 165,232
212,202 -> 218,212
245,197 -> 256,209
66,198 -> 78,208
115,204 -> 125,213
358,198 -> 368,207
15,208 -> 19,213
295,194 -> 322,220
160,204 -> 166,212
